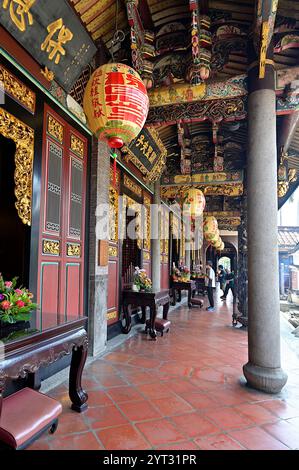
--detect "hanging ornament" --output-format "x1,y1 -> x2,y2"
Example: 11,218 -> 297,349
203,216 -> 219,243
183,188 -> 206,218
83,63 -> 149,183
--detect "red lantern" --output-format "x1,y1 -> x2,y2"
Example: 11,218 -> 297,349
83,63 -> 149,149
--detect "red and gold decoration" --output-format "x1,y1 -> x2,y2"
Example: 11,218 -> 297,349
189,1 -> 212,84
83,63 -> 149,149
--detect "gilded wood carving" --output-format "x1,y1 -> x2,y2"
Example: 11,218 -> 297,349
0,107 -> 34,226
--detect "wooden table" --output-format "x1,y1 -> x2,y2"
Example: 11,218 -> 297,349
171,280 -> 196,308
0,318 -> 89,419
122,289 -> 170,340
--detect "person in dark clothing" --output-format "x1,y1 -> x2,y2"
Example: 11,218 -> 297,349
221,270 -> 235,300
205,260 -> 215,311
218,265 -> 226,293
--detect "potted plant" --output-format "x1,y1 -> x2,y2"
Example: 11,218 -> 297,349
133,267 -> 152,292
0,275 -> 38,334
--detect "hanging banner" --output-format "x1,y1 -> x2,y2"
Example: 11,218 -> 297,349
0,0 -> 96,92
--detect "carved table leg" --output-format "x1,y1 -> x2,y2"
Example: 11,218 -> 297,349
0,376 -> 6,420
141,306 -> 147,323
178,289 -> 182,302
121,302 -> 132,334
69,345 -> 88,413
149,304 -> 157,340
172,287 -> 176,306
163,301 -> 170,320
188,287 -> 192,308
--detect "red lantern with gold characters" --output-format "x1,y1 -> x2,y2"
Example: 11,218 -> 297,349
83,63 -> 149,149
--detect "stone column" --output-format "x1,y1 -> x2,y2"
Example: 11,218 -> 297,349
88,139 -> 110,356
151,180 -> 161,290
237,195 -> 248,325
243,47 -> 287,393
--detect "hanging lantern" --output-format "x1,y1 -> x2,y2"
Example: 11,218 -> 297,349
203,216 -> 219,243
83,63 -> 149,149
183,188 -> 206,218
219,241 -> 225,251
212,237 -> 222,249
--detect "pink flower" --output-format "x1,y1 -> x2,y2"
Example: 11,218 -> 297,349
15,289 -> 23,296
16,300 -> 25,308
5,281 -> 12,288
1,300 -> 11,310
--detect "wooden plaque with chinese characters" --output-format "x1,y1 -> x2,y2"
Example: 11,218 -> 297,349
0,0 -> 96,92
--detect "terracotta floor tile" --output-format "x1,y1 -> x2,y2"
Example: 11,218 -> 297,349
195,433 -> 245,450
107,386 -> 144,403
87,390 -> 114,407
55,412 -> 89,435
27,438 -> 51,450
286,417 -> 299,430
98,375 -> 128,388
97,424 -> 149,450
119,400 -> 162,422
194,369 -> 226,384
151,396 -> 194,416
49,431 -> 103,450
120,371 -> 155,385
84,404 -> 129,429
234,403 -> 278,425
155,441 -> 200,450
180,392 -> 219,411
263,421 -> 299,449
203,408 -> 254,430
136,419 -> 186,446
228,427 -> 290,450
137,382 -> 175,399
260,400 -> 299,420
166,379 -> 201,395
171,412 -> 221,438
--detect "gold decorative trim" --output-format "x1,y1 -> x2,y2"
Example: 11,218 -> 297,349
109,187 -> 119,243
122,147 -> 148,176
109,245 -> 118,257
144,194 -> 151,206
143,251 -> 150,261
47,114 -> 64,143
67,243 -> 81,257
110,166 -> 120,185
41,66 -> 55,82
42,239 -> 60,255
124,174 -> 142,197
107,310 -> 118,320
70,133 -> 84,158
0,108 -> 34,226
0,65 -> 36,114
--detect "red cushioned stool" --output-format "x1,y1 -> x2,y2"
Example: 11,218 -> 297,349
145,318 -> 171,336
0,387 -> 62,450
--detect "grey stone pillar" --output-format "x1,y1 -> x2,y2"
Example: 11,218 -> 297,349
88,139 -> 110,356
237,195 -> 248,325
151,180 -> 161,290
243,51 -> 287,393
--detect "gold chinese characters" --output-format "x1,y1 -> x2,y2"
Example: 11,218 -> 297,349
41,18 -> 73,65
3,0 -> 36,32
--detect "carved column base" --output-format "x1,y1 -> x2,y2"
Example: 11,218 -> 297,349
243,362 -> 288,394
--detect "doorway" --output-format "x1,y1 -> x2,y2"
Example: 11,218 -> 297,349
0,134 -> 30,285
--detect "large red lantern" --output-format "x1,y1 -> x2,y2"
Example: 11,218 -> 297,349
83,63 -> 149,149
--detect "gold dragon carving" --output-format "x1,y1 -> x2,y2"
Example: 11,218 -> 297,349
0,108 -> 34,226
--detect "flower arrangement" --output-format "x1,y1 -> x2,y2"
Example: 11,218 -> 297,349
133,267 -> 152,292
0,275 -> 38,324
181,266 -> 190,282
172,266 -> 181,280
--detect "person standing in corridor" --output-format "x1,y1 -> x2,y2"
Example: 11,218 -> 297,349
205,260 -> 215,312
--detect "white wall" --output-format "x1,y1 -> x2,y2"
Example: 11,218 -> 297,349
278,186 -> 299,226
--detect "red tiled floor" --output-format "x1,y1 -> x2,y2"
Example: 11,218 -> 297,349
97,424 -> 149,450
151,395 -> 194,416
263,421 -> 299,449
203,407 -> 254,431
195,433 -> 245,450
119,400 -> 162,422
228,427 -> 290,450
49,431 -> 103,450
136,418 -> 186,446
84,404 -> 129,429
171,412 -> 221,438
29,296 -> 299,450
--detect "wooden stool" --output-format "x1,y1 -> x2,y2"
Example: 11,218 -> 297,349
145,318 -> 171,336
0,387 -> 62,450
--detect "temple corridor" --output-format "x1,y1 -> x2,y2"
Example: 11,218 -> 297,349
28,295 -> 299,451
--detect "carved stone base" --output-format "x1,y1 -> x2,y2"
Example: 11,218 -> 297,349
243,362 -> 288,394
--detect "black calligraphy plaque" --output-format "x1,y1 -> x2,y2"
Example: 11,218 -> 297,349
0,0 -> 96,92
